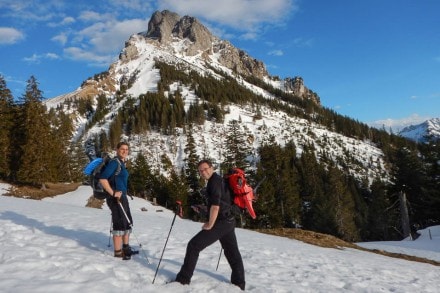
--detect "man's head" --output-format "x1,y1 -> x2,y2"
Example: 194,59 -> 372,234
116,141 -> 129,160
198,159 -> 214,180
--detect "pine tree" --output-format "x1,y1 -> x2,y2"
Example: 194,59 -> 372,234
280,141 -> 302,227
366,178 -> 394,240
129,153 -> 153,198
325,164 -> 359,241
391,147 -> 427,230
0,75 -> 15,179
15,76 -> 53,187
297,144 -> 326,231
254,139 -> 280,228
47,108 -> 74,182
184,124 -> 201,192
223,119 -> 251,171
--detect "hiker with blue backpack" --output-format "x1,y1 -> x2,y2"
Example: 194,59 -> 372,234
175,159 -> 246,290
98,142 -> 135,260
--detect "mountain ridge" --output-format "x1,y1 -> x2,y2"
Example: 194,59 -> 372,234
399,118 -> 440,142
44,10 -> 390,185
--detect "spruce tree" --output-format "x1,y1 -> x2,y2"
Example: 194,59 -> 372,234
223,119 -> 251,171
184,124 -> 201,192
325,164 -> 359,241
129,153 -> 153,198
366,178 -> 394,240
0,75 -> 15,180
297,144 -> 326,231
16,76 -> 53,187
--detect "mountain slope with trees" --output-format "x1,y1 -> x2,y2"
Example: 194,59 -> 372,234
1,11 -> 438,243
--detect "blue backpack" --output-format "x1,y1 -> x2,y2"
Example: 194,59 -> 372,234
84,154 -> 121,200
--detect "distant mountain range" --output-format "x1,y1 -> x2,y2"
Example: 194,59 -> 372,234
398,118 -> 440,143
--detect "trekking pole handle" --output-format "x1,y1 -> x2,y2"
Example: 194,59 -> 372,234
175,200 -> 183,217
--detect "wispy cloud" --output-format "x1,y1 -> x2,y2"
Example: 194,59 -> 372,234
369,113 -> 431,132
158,0 -> 298,36
72,18 -> 148,54
63,47 -> 114,67
0,27 -> 25,44
23,52 -> 60,64
268,49 -> 284,56
48,16 -> 76,27
52,32 -> 68,45
293,37 -> 314,47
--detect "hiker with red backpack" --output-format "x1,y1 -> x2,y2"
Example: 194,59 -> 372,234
174,159 -> 246,290
99,142 -> 135,260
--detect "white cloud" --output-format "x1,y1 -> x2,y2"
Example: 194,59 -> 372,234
369,113 -> 431,133
61,16 -> 75,25
52,32 -> 68,45
64,47 -> 115,67
0,27 -> 25,44
78,10 -> 113,22
293,37 -> 314,47
108,0 -> 152,13
268,49 -> 284,56
22,52 -> 60,64
158,0 -> 297,33
72,18 -> 148,54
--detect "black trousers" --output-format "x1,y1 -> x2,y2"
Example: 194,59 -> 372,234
106,194 -> 133,231
176,218 -> 245,286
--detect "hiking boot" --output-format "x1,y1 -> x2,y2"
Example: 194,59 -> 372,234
175,273 -> 190,285
114,249 -> 123,258
123,244 -> 135,257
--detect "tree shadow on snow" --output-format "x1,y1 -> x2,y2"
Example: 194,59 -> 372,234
0,210 -> 235,282
0,210 -> 110,252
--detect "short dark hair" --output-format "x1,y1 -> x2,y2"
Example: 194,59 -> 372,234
116,141 -> 129,149
198,159 -> 213,167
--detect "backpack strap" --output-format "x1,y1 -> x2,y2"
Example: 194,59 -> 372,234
108,158 -> 123,188
220,178 -> 234,219
113,157 -> 122,176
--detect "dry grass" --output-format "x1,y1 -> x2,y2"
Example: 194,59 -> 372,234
4,181 -> 105,209
4,182 -> 82,200
255,228 -> 440,267
85,196 -> 105,209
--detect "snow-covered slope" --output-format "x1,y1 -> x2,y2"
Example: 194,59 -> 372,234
399,118 -> 440,142
43,11 -> 390,184
1,183 -> 440,292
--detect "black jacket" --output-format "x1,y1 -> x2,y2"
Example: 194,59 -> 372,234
206,172 -> 232,221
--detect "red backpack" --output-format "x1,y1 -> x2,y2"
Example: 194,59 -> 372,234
224,168 -> 257,219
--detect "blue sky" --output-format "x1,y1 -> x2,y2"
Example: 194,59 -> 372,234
1,0 -> 439,130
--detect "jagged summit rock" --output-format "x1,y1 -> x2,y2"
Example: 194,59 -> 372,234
143,10 -> 214,56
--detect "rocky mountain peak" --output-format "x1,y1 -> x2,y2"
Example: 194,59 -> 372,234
399,118 -> 440,142
143,10 -> 214,56
52,10 -> 319,106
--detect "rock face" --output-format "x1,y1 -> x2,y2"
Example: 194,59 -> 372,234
144,10 -> 214,56
141,10 -> 268,79
284,77 -> 320,104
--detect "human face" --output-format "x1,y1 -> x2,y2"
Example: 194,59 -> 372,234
116,145 -> 129,160
198,163 -> 213,180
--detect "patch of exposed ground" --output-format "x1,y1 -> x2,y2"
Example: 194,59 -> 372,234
255,228 -> 440,266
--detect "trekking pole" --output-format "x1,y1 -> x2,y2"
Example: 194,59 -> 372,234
152,200 -> 183,284
108,218 -> 113,247
117,199 -> 151,264
215,248 -> 223,271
